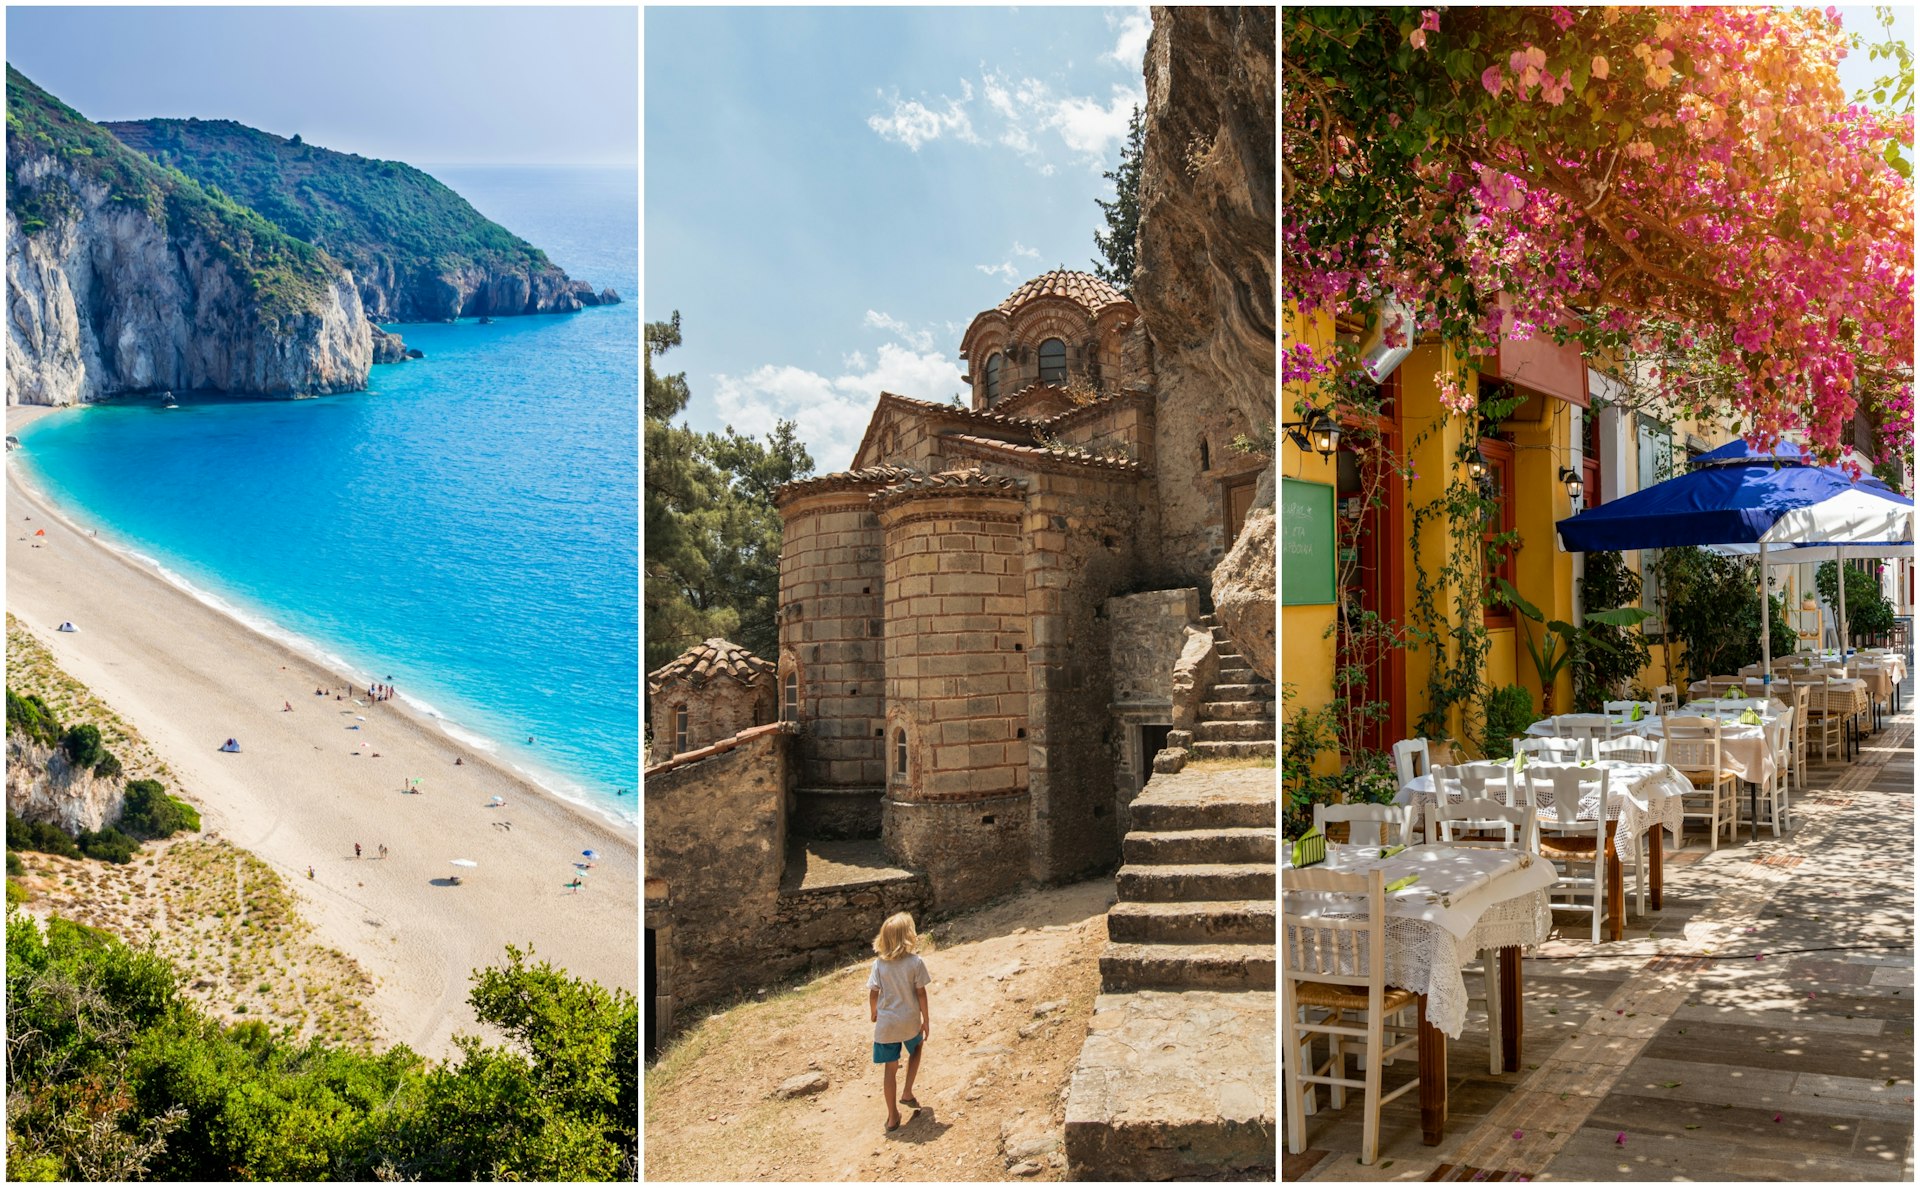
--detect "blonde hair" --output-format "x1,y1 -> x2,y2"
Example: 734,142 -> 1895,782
872,911 -> 919,961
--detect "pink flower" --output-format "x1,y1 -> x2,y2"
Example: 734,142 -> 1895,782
1615,1132 -> 1627,1146
1411,27 -> 1428,51
1421,9 -> 1440,32
1552,6 -> 1576,31
1773,1113 -> 1783,1123
1482,64 -> 1505,97
1513,1130 -> 1525,1141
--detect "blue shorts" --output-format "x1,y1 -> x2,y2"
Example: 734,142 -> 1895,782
872,1033 -> 924,1064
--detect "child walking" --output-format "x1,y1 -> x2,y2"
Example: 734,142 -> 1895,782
868,911 -> 931,1132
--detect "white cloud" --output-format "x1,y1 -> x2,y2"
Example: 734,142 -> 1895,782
866,81 -> 980,150
1013,241 -> 1041,260
871,68 -> 1142,173
975,261 -> 1020,285
863,309 -> 935,352
843,349 -> 869,371
712,342 -> 965,473
1104,9 -> 1152,69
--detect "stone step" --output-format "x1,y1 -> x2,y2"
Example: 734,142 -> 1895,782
1200,700 -> 1274,720
1106,899 -> 1275,946
1216,663 -> 1259,681
1117,862 -> 1274,902
1122,826 -> 1274,866
1129,784 -> 1275,832
1208,682 -> 1274,700
1099,942 -> 1276,992
1064,990 -> 1276,1179
1192,719 -> 1274,744
1191,740 -> 1277,761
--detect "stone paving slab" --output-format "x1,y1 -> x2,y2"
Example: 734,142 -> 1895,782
1287,674 -> 1914,1181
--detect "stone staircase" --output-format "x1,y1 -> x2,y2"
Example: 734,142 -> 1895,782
1100,768 -> 1275,992
1190,613 -> 1275,762
1064,768 -> 1277,1179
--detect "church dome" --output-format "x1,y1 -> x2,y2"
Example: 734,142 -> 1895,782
996,269 -> 1128,316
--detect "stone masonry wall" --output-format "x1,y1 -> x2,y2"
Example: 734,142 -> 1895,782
643,725 -> 788,1013
882,792 -> 1032,910
765,873 -> 932,981
1022,469 -> 1146,885
877,488 -> 1031,909
647,678 -> 775,763
1105,588 -> 1201,829
779,492 -> 887,792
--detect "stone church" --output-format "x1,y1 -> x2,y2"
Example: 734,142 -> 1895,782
644,268 -> 1272,1047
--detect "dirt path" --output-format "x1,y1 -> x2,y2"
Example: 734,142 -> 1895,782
644,879 -> 1117,1181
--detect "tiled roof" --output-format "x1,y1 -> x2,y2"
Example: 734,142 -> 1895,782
940,431 -> 1147,474
876,392 -> 1044,431
997,269 -> 1129,316
644,721 -> 792,778
647,637 -> 775,692
773,464 -> 922,506
869,467 -> 1028,511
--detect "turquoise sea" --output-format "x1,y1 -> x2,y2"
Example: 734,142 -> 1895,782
13,165 -> 640,825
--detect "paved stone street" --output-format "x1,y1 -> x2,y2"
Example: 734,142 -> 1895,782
1287,676 -> 1915,1181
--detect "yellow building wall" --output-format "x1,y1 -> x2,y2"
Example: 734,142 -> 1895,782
1280,306 -> 1340,777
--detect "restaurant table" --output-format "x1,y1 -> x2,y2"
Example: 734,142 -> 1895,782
1282,843 -> 1555,1144
1659,700 -> 1784,788
1398,760 -> 1684,931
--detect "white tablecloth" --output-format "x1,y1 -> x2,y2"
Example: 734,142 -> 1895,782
1398,760 -> 1685,861
1282,844 -> 1555,1038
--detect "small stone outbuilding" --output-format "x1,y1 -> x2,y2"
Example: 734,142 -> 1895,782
646,638 -> 777,765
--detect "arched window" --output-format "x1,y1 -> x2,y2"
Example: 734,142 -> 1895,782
1038,338 -> 1068,383
894,728 -> 908,778
984,353 -> 1002,404
674,705 -> 689,754
783,673 -> 798,721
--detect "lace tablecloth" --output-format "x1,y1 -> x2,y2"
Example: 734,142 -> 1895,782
1282,845 -> 1554,1038
1398,761 -> 1685,861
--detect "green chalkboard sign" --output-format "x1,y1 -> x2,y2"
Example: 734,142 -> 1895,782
1282,478 -> 1337,606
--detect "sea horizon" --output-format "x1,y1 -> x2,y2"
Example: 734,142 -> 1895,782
9,163 -> 640,827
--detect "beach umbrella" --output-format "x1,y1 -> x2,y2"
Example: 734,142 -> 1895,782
450,859 -> 477,867
582,849 -> 599,862
33,529 -> 44,536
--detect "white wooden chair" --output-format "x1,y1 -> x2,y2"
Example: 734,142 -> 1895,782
1515,735 -> 1586,763
1283,866 -> 1421,1165
1534,766 -> 1615,944
1391,738 -> 1431,791
1740,709 -> 1793,838
1793,678 -> 1845,763
1429,797 -> 1535,852
1663,715 -> 1737,851
1602,700 -> 1641,718
1558,713 -> 1629,746
1595,735 -> 1666,765
1313,803 -> 1410,849
1784,682 -> 1812,790
1653,685 -> 1680,715
1706,675 -> 1744,699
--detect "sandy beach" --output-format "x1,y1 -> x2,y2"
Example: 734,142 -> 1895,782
6,404 -> 637,1060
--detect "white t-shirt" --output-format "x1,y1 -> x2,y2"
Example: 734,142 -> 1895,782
868,953 -> 930,1043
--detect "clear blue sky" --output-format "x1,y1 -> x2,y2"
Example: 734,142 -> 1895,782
5,6 -> 637,166
645,5 -> 1151,472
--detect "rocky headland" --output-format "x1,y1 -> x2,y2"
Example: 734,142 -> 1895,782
6,67 -> 370,406
105,117 -> 620,322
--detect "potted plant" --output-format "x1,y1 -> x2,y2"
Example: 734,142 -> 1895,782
1492,578 -> 1653,716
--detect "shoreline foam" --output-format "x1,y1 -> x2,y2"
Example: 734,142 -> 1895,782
7,408 -> 636,831
5,438 -> 637,1060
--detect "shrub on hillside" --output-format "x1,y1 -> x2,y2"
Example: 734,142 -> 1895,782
6,689 -> 61,745
76,826 -> 138,865
6,851 -> 22,876
119,780 -> 200,840
5,809 -> 82,860
60,724 -> 106,770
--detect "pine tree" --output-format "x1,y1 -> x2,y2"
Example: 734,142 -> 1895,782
1092,105 -> 1145,296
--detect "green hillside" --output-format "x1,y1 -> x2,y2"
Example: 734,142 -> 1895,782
105,116 -> 554,286
5,65 -> 339,326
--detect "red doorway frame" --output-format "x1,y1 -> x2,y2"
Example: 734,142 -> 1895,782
1336,373 -> 1408,755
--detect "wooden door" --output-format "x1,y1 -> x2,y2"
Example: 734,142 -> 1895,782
1225,477 -> 1258,542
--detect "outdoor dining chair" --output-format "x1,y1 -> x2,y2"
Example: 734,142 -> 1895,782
1313,803 -> 1410,849
1391,738 -> 1431,792
1653,685 -> 1680,715
1557,713 -> 1630,745
1595,735 -> 1665,765
1663,715 -> 1738,851
1741,709 -> 1793,838
1428,797 -> 1535,852
1784,681 -> 1811,790
1534,766 -> 1615,944
1602,700 -> 1641,717
1706,675 -> 1745,698
1793,677 -> 1846,764
1515,736 -> 1587,763
1283,866 -> 1421,1166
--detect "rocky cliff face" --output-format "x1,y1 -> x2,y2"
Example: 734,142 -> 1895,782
6,732 -> 122,834
351,256 -> 603,323
1133,6 -> 1276,678
6,148 -> 371,406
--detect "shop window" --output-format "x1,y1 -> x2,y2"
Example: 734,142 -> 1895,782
1038,338 -> 1067,383
1480,438 -> 1516,627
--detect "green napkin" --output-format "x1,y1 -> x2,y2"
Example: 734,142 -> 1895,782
1738,709 -> 1762,725
1291,826 -> 1326,868
1378,844 -> 1407,860
1516,751 -> 1528,772
1631,704 -> 1644,721
1385,874 -> 1420,893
